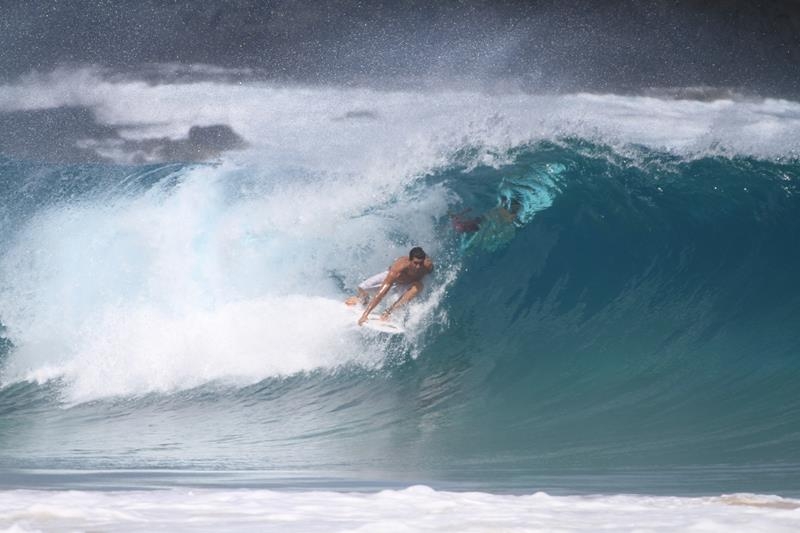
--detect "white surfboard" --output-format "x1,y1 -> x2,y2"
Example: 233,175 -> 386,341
348,306 -> 405,334
360,314 -> 405,334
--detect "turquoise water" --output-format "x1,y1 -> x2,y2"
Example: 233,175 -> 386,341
1,137 -> 799,495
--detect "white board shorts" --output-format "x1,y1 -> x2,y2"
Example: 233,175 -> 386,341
358,271 -> 412,294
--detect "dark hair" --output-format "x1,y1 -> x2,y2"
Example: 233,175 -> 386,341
409,247 -> 426,260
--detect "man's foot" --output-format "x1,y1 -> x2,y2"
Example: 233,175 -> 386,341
345,296 -> 361,306
379,311 -> 392,321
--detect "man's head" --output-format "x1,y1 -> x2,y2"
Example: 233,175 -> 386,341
409,247 -> 426,265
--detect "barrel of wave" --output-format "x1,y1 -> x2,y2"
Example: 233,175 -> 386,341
451,163 -> 566,254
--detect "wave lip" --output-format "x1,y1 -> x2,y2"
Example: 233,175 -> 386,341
2,68 -> 800,165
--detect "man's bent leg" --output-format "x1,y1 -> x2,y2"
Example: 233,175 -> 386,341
345,287 -> 370,306
381,281 -> 422,319
346,271 -> 389,306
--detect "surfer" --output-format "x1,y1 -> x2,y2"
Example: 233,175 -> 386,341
449,195 -> 522,234
345,247 -> 434,326
449,208 -> 482,233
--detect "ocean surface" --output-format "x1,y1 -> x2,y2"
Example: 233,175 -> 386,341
1,68 -> 800,531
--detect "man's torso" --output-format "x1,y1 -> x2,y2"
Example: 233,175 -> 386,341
391,257 -> 430,284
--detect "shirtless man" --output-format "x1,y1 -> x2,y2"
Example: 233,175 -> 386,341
345,247 -> 434,326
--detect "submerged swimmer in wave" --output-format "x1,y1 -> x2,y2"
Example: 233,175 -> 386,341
345,247 -> 434,326
449,195 -> 522,234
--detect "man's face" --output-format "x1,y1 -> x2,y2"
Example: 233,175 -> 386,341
411,257 -> 425,269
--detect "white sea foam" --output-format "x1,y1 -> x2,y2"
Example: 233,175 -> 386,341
0,67 -> 799,163
0,486 -> 798,532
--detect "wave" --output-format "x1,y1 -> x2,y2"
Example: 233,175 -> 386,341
1,77 -> 800,492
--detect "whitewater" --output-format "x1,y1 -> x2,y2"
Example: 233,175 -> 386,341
1,67 -> 800,531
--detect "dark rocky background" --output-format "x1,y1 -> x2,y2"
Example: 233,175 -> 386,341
1,0 -> 798,96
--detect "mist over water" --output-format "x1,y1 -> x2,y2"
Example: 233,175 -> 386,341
3,1 -> 799,98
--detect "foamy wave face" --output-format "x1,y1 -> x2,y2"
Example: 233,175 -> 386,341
30,297 -> 369,402
0,156 -> 452,401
